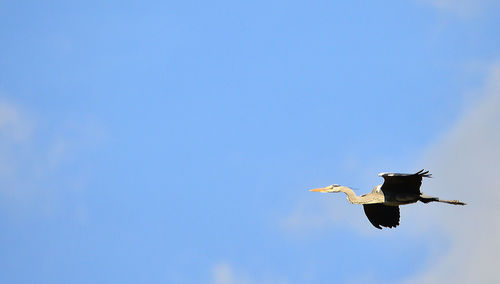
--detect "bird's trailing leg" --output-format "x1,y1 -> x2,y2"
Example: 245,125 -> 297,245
419,194 -> 466,205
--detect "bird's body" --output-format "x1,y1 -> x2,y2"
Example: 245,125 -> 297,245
309,170 -> 466,229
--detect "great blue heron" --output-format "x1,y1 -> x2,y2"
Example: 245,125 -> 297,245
309,170 -> 466,229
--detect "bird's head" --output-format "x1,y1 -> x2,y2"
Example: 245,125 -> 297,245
309,184 -> 342,193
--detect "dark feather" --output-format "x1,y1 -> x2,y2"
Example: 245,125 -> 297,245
363,204 -> 400,229
380,169 -> 432,195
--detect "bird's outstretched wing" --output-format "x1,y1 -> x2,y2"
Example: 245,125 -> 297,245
378,169 -> 431,195
363,204 -> 400,229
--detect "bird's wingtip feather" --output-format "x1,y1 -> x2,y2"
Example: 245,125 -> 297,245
415,169 -> 432,178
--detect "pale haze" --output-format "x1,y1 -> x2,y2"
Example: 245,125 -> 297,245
1,1 -> 499,283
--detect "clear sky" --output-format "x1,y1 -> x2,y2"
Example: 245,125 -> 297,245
1,1 -> 499,283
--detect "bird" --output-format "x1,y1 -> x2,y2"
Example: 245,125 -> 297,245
309,170 -> 466,229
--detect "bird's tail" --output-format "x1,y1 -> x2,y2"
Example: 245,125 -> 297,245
419,194 -> 466,205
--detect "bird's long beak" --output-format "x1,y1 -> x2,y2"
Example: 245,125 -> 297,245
309,187 -> 328,193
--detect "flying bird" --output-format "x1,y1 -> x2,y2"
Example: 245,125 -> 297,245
309,170 -> 466,229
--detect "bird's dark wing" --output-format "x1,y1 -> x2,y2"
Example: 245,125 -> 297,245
379,169 -> 431,195
363,204 -> 400,229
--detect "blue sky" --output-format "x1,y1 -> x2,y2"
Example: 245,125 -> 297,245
1,1 -> 499,283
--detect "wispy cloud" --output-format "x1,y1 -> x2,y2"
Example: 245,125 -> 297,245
405,63 -> 500,283
281,196 -> 373,235
0,98 -> 105,220
420,0 -> 496,17
212,262 -> 287,284
279,63 -> 500,282
213,263 -> 250,284
0,100 -> 32,142
0,100 -> 34,198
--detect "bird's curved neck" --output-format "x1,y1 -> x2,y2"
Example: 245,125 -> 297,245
338,186 -> 362,204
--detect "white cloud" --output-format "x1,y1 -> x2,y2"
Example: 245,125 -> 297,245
279,63 -> 500,283
0,98 -> 104,220
281,196 -> 373,235
213,263 -> 249,284
420,0 -> 496,17
406,63 -> 500,283
0,100 -> 32,142
0,100 -> 34,197
212,262 -> 287,284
